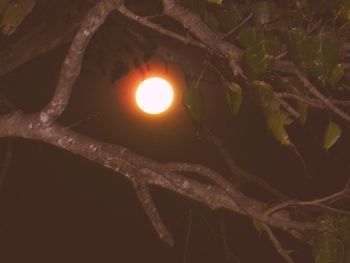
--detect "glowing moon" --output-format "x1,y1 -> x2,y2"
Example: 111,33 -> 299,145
135,77 -> 174,114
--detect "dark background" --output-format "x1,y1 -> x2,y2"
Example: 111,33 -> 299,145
0,3 -> 349,263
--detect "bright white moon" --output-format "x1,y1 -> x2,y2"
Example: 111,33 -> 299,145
135,77 -> 174,114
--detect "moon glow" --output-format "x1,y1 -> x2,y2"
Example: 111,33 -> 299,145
135,77 -> 174,115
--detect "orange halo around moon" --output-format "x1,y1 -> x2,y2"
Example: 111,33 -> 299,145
135,77 -> 174,115
115,59 -> 186,119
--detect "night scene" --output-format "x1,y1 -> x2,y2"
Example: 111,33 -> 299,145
0,0 -> 350,262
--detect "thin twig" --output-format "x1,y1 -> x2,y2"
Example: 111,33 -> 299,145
0,94 -> 17,111
263,180 -> 350,218
219,213 -> 240,262
201,126 -> 287,200
295,69 -> 350,123
116,3 -> 206,49
222,13 -> 253,40
274,92 -> 324,109
183,209 -> 192,263
274,95 -> 300,119
64,112 -> 100,129
263,224 -> 295,263
194,67 -> 206,89
0,139 -> 12,193
275,92 -> 350,109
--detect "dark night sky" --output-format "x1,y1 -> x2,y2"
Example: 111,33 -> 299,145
0,9 -> 349,263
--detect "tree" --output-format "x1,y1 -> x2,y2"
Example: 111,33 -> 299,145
0,0 -> 350,262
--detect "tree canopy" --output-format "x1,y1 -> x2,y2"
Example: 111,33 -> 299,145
0,0 -> 350,262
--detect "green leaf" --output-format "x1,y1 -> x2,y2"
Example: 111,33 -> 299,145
215,6 -> 242,33
0,0 -> 35,35
340,0 -> 350,8
244,38 -> 281,78
207,0 -> 223,5
238,27 -> 260,48
255,81 -> 291,144
205,11 -> 220,31
252,219 -> 264,234
287,27 -> 307,66
266,110 -> 291,144
0,0 -> 10,14
313,231 -> 344,263
225,82 -> 242,115
297,102 -> 308,125
327,64 -> 344,86
182,88 -> 204,122
300,33 -> 341,78
333,216 -> 350,263
323,122 -> 342,150
253,1 -> 276,25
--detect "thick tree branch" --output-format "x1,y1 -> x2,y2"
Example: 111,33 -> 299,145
160,0 -> 244,77
0,111 -> 321,240
1,1 -> 349,259
157,0 -> 350,124
116,3 -> 206,49
131,176 -> 174,246
39,0 -> 115,125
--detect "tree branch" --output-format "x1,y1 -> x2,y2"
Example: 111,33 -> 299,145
39,0 -> 115,125
0,111 -> 321,242
0,1 -> 100,79
263,180 -> 350,218
200,127 -> 288,200
131,175 -> 174,246
1,0 -> 347,256
263,224 -> 295,263
116,3 -> 206,49
160,0 -> 244,77
294,69 -> 350,123
273,92 -> 324,109
0,139 -> 12,193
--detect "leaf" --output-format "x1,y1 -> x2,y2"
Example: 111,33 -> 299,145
297,102 -> 308,125
340,0 -> 350,8
266,110 -> 291,144
313,231 -> 344,263
255,81 -> 291,144
215,5 -> 242,33
238,27 -> 260,48
207,0 -> 223,5
182,88 -> 204,122
308,0 -> 335,13
0,0 -> 35,35
225,82 -> 242,115
323,122 -> 342,150
252,219 -> 264,234
333,216 -> 350,263
244,38 -> 281,78
0,0 -> 10,14
205,11 -> 220,31
300,33 -> 341,78
253,1 -> 276,25
327,64 -> 344,86
287,27 -> 307,66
